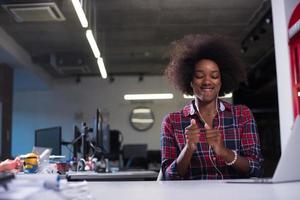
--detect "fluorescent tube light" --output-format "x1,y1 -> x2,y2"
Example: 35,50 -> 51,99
86,29 -> 100,58
71,0 -> 88,28
183,94 -> 194,99
97,57 -> 107,79
220,93 -> 233,98
183,92 -> 233,99
124,93 -> 174,100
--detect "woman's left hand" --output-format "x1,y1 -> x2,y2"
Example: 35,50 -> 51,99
204,123 -> 226,156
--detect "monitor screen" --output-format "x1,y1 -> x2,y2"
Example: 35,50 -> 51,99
93,109 -> 110,155
73,125 -> 81,158
35,127 -> 62,155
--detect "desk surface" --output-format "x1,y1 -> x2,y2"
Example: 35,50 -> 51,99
2,175 -> 300,200
66,170 -> 158,181
87,180 -> 300,200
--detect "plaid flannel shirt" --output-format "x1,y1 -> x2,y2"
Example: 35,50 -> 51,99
161,99 -> 263,180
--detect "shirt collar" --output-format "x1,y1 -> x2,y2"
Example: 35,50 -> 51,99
182,98 -> 232,117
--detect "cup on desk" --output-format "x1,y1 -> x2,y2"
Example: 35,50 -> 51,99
56,162 -> 69,174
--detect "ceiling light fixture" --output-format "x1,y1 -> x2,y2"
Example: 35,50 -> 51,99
97,57 -> 107,79
183,92 -> 233,99
240,46 -> 248,54
265,17 -> 272,24
71,0 -> 88,28
86,29 -> 100,58
124,93 -> 174,100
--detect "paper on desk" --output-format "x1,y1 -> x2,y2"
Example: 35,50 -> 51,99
0,174 -> 59,200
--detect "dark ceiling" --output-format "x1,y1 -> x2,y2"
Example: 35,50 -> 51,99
0,0 -> 274,80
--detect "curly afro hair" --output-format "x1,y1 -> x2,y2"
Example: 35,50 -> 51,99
165,34 -> 247,96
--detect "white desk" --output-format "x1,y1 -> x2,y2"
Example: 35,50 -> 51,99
87,180 -> 300,200
2,175 -> 300,200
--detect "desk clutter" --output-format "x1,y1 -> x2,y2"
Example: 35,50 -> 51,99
0,151 -> 158,199
0,148 -> 158,200
30,109 -> 161,176
0,108 -> 160,200
16,145 -> 160,176
0,173 -> 94,200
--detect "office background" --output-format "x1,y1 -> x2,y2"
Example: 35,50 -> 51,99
0,0 -> 299,177
12,75 -> 190,157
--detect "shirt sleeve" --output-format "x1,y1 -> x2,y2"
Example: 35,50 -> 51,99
239,105 -> 264,177
160,114 -> 183,180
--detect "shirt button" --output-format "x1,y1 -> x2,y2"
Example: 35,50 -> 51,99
213,157 -> 216,161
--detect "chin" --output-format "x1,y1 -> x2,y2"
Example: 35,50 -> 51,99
199,95 -> 217,103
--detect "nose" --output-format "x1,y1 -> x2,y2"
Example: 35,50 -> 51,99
202,75 -> 213,84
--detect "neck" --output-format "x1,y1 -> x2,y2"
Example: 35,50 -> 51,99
195,98 -> 218,114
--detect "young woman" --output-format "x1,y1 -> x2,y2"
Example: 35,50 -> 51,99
161,34 -> 263,180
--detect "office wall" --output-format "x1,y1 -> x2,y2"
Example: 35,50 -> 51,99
12,76 -> 188,157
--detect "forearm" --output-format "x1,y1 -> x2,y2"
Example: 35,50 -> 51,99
176,145 -> 194,177
0,163 -> 4,172
0,161 -> 10,172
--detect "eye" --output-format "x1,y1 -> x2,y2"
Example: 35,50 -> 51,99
195,75 -> 204,79
194,72 -> 204,79
211,72 -> 220,79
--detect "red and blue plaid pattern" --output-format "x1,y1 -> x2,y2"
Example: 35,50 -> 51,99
161,99 -> 263,180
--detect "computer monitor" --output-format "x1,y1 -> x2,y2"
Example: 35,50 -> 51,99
72,123 -> 93,159
35,126 -> 62,155
73,125 -> 81,158
93,109 -> 110,155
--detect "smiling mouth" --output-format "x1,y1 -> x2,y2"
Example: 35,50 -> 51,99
201,87 -> 214,91
200,87 -> 215,96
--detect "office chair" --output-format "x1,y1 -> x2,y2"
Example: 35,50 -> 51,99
109,130 -> 123,161
122,144 -> 148,169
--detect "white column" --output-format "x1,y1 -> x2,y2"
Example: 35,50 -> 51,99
271,0 -> 300,150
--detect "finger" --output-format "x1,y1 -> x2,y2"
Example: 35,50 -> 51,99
205,132 -> 219,139
191,119 -> 196,125
185,132 -> 200,139
205,129 -> 219,134
185,119 -> 198,129
185,125 -> 201,131
206,128 -> 220,136
204,123 -> 211,130
185,128 -> 202,135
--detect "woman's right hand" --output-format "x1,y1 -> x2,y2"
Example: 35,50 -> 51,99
184,119 -> 200,151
